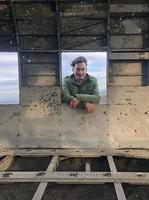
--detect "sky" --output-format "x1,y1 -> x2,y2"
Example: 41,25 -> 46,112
0,52 -> 19,104
0,52 -> 107,104
62,52 -> 107,96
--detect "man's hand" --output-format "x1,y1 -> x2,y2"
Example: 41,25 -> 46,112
85,102 -> 96,113
70,98 -> 79,109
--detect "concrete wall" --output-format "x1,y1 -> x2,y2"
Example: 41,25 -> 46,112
0,85 -> 148,149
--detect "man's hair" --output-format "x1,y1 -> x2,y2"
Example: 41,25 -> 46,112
71,56 -> 87,67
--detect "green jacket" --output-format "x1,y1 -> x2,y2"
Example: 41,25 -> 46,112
62,74 -> 100,105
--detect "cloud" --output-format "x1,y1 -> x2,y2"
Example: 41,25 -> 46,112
0,79 -> 19,86
0,52 -> 18,62
0,53 -> 19,104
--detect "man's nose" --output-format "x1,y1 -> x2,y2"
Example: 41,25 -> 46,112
78,70 -> 83,74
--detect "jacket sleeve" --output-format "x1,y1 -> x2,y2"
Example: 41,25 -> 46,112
75,79 -> 100,104
62,78 -> 74,103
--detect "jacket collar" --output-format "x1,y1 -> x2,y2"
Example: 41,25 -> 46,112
70,73 -> 91,85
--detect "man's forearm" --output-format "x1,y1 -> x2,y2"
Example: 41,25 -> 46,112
62,94 -> 74,103
75,94 -> 100,104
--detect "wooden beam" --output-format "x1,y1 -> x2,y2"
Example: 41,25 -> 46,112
0,148 -> 149,159
21,64 -> 57,76
110,35 -> 144,49
109,76 -> 142,86
32,155 -> 59,200
107,156 -> 127,200
85,159 -> 91,172
0,156 -> 14,172
0,171 -> 149,184
110,4 -> 149,13
109,63 -> 142,76
109,52 -> 149,60
22,76 -> 57,86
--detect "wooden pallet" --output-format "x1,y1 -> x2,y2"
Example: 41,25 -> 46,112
0,150 -> 149,200
0,148 -> 149,158
0,155 -> 14,172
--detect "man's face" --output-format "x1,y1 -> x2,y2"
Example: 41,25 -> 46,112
73,62 -> 87,80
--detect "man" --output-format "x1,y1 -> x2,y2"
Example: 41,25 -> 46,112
62,56 -> 100,113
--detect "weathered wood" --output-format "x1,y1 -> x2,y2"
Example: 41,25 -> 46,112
21,64 -> 58,76
107,156 -> 127,200
61,36 -> 107,50
0,156 -> 14,172
109,76 -> 142,86
109,63 -> 142,76
20,86 -> 61,106
110,18 -> 149,34
15,2 -> 56,17
17,105 -> 108,148
32,155 -> 59,200
0,0 -> 149,155
18,19 -> 56,35
59,2 -> 107,18
108,105 -> 149,149
0,105 -> 21,148
111,4 -> 149,13
0,102 -> 149,150
109,52 -> 149,60
22,76 -> 58,86
110,35 -> 144,49
60,19 -> 106,34
0,171 -> 149,184
85,159 -> 91,172
20,36 -> 57,50
21,53 -> 58,63
0,149 -> 149,159
108,86 -> 149,105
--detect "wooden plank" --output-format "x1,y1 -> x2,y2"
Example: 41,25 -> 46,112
18,104 -> 108,148
14,1 -> 56,17
108,105 -> 149,149
111,4 -> 149,13
0,103 -> 148,151
22,76 -> 58,86
21,64 -> 58,76
0,156 -> 14,172
109,76 -> 142,86
109,52 -> 149,60
21,53 -> 58,63
20,86 -> 61,106
0,149 -> 149,159
85,159 -> 91,172
108,86 -> 149,105
59,2 -> 107,18
32,155 -> 59,200
19,36 -> 57,50
109,63 -> 142,76
61,36 -> 106,50
60,19 -> 106,34
0,171 -> 149,184
110,35 -> 143,49
107,156 -> 127,200
110,18 -> 149,34
108,86 -> 139,105
18,20 -> 56,35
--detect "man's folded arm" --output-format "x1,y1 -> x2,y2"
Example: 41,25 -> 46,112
75,94 -> 100,104
75,80 -> 100,104
62,80 -> 74,103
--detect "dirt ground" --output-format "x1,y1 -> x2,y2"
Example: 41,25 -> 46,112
0,156 -> 148,200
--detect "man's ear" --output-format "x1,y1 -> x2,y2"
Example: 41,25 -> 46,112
72,67 -> 74,73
